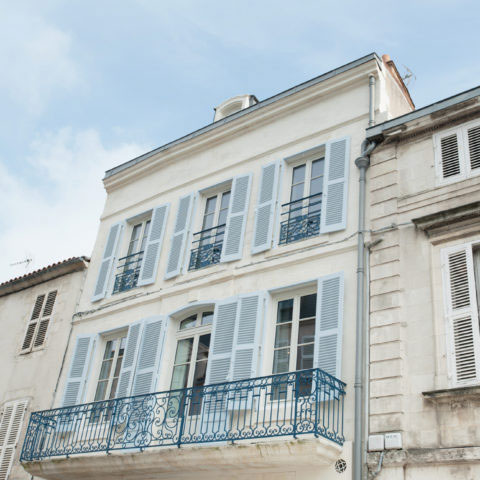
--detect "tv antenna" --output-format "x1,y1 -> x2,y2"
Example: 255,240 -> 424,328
402,65 -> 416,86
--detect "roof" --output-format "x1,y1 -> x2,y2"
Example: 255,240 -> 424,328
366,85 -> 480,141
105,52 -> 383,180
0,257 -> 90,297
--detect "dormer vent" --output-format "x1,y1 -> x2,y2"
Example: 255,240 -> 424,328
214,94 -> 258,122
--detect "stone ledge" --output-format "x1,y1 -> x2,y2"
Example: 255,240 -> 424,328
367,446 -> 480,468
422,385 -> 480,403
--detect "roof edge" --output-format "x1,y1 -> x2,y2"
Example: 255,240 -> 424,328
0,257 -> 90,297
105,53 -> 381,180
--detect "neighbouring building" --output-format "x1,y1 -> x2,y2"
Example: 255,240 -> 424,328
18,53 -> 413,480
365,86 -> 480,479
0,257 -> 89,480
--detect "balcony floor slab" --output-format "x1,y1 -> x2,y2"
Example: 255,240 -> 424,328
22,436 -> 344,480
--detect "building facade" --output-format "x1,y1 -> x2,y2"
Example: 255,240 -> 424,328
365,87 -> 480,479
19,53 -> 413,480
0,257 -> 89,480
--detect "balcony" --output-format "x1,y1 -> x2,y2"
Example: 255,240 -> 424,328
279,195 -> 322,245
112,251 -> 143,294
188,224 -> 225,271
21,369 -> 346,479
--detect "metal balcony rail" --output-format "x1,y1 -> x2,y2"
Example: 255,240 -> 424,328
188,224 -> 226,271
112,251 -> 144,294
279,194 -> 322,245
21,368 -> 345,461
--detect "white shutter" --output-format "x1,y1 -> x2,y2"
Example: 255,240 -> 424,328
138,204 -> 170,286
116,321 -> 143,398
466,124 -> 480,171
165,193 -> 195,279
231,293 -> 264,381
92,222 -> 124,301
0,400 -> 28,480
251,162 -> 281,254
206,299 -> 238,384
131,316 -> 167,396
221,174 -> 252,263
314,272 -> 344,378
62,334 -> 96,406
320,138 -> 350,234
442,245 -> 480,385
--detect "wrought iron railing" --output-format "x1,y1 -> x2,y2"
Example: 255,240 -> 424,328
112,251 -> 144,294
279,194 -> 322,245
188,224 -> 225,270
21,369 -> 345,461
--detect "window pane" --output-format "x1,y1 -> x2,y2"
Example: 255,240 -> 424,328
273,349 -> 290,374
128,224 -> 142,255
309,177 -> 323,196
274,324 -> 292,348
298,318 -> 315,345
103,340 -> 115,360
201,311 -> 214,325
98,359 -> 113,381
311,158 -> 324,178
202,212 -> 215,231
196,334 -> 210,361
290,184 -> 304,202
220,191 -> 231,210
292,164 -> 306,184
140,220 -> 151,252
174,338 -> 193,364
109,378 -> 119,399
277,299 -> 293,323
192,360 -> 208,388
300,294 -> 316,319
296,343 -> 314,370
205,196 -> 217,214
179,315 -> 197,330
94,380 -> 108,401
171,365 -> 189,390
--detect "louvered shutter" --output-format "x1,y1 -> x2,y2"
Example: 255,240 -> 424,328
116,321 -> 143,398
231,294 -> 264,381
314,272 -> 344,378
0,400 -> 28,480
320,138 -> 350,234
165,193 -> 195,279
442,245 -> 480,385
34,290 -> 57,348
466,124 -> 480,171
252,162 -> 281,254
131,316 -> 167,396
221,174 -> 252,263
439,132 -> 461,178
206,299 -> 238,384
21,295 -> 45,352
62,335 -> 96,406
92,222 -> 124,301
138,204 -> 170,286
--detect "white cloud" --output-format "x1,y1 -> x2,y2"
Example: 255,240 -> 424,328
0,6 -> 80,114
0,128 -> 148,283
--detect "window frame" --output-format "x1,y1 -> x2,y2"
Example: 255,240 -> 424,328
434,118 -> 480,186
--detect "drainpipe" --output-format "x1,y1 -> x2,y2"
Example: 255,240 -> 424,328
354,73 -> 376,480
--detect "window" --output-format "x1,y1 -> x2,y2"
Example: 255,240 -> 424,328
434,119 -> 480,184
442,242 -> 480,386
189,190 -> 231,270
170,312 -> 213,415
94,334 -> 126,401
272,293 -> 317,374
279,157 -> 325,244
21,291 -> 57,353
113,218 -> 151,294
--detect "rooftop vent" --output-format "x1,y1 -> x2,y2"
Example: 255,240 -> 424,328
214,94 -> 258,122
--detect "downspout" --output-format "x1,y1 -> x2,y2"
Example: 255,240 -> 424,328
354,73 -> 376,480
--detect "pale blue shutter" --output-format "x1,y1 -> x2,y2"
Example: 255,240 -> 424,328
206,299 -> 238,384
251,162 -> 280,254
165,193 -> 195,279
131,316 -> 167,395
92,222 -> 123,301
138,204 -> 170,286
314,272 -> 344,378
116,321 -> 142,398
320,138 -> 350,233
231,293 -> 264,381
62,334 -> 96,406
221,174 -> 252,263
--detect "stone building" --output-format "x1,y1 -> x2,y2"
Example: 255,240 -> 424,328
365,86 -> 480,479
0,257 -> 89,480
18,53 -> 413,480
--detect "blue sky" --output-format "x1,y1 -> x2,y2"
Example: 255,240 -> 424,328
1,0 -> 479,281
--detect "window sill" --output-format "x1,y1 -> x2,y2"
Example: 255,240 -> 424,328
422,384 -> 480,403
